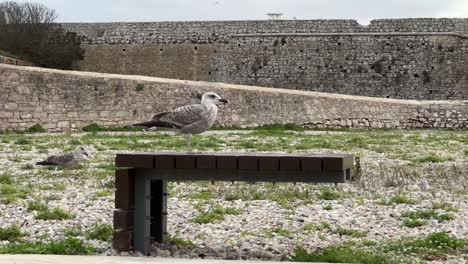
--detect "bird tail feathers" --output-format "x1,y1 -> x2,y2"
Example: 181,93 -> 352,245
36,161 -> 55,166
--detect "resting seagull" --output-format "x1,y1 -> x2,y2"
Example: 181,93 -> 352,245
132,92 -> 228,150
36,146 -> 90,167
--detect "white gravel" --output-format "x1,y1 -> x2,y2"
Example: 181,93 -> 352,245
0,131 -> 466,263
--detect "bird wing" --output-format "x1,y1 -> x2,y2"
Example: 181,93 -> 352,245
46,152 -> 75,165
159,104 -> 207,128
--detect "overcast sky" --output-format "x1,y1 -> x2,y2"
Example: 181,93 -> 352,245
13,0 -> 468,25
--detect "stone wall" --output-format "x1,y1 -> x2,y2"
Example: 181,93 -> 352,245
0,64 -> 466,131
62,19 -> 468,100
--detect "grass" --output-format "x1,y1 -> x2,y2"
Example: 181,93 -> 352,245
25,124 -> 46,133
292,244 -> 390,263
265,227 -> 292,237
14,138 -> 31,145
383,232 -> 467,261
334,227 -> 367,238
317,187 -> 341,200
399,208 -> 455,228
379,194 -> 414,205
0,184 -> 29,204
219,183 -> 314,208
21,164 -> 34,170
63,226 -> 83,237
303,221 -> 331,232
322,204 -> 333,210
0,173 -> 13,184
167,235 -> 195,248
15,127 -> 460,165
85,223 -> 113,242
91,189 -> 113,200
401,209 -> 455,222
35,207 -> 76,220
293,232 -> 467,263
0,237 -> 97,254
0,225 -> 25,242
135,83 -> 144,91
0,128 -> 466,260
188,191 -> 214,200
193,205 -> 242,224
27,201 -> 49,212
431,201 -> 458,212
411,153 -> 450,164
402,218 -> 429,228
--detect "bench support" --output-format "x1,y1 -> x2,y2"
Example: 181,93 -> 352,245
115,152 -> 353,256
151,180 -> 167,243
134,174 -> 151,255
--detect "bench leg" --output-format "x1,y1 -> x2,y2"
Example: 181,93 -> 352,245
134,173 -> 151,256
151,180 -> 168,243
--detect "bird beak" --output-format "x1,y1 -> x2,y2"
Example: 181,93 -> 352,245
219,99 -> 228,105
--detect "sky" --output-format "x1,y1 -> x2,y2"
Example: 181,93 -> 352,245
12,0 -> 468,25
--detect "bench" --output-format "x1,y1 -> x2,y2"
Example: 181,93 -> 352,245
113,152 -> 353,255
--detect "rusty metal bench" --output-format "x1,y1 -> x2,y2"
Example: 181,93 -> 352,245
113,152 -> 353,255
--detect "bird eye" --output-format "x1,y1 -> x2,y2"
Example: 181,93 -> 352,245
209,94 -> 216,98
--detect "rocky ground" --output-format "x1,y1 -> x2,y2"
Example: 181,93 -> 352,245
0,129 -> 466,263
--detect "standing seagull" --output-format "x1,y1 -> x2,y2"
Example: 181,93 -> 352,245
36,146 -> 90,167
132,92 -> 228,150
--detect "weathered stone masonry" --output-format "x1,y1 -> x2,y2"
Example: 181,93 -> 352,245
0,64 -> 466,131
63,19 -> 468,100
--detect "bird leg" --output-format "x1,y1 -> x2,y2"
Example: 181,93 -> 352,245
185,134 -> 193,152
184,134 -> 202,154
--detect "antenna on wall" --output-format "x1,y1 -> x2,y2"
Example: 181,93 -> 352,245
266,13 -> 283,20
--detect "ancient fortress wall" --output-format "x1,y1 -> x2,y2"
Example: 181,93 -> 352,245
63,19 -> 468,100
0,64 -> 466,131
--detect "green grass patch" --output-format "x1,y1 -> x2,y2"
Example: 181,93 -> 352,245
265,227 -> 292,237
402,218 -> 428,228
303,221 -> 331,232
317,187 -> 341,200
292,244 -> 390,263
334,227 -> 367,238
85,223 -> 113,242
135,83 -> 144,91
188,191 -> 214,200
379,194 -> 414,205
401,209 -> 455,222
91,189 -> 113,200
431,201 -> 458,212
0,237 -> 97,254
0,173 -> 13,185
322,204 -> 333,210
63,226 -> 83,237
167,235 -> 195,248
0,184 -> 29,204
21,164 -> 34,170
411,153 -> 450,164
293,232 -> 467,263
193,206 -> 241,224
25,124 -> 46,133
383,232 -> 467,261
224,193 -> 242,201
0,225 -> 25,242
35,207 -> 76,220
14,138 -> 31,145
27,201 -> 49,212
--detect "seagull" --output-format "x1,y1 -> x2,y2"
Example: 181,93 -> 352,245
132,92 -> 228,150
36,146 -> 90,167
